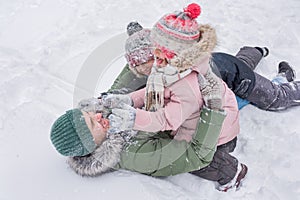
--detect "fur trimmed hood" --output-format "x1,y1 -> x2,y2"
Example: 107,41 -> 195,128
170,24 -> 217,72
67,134 -> 125,177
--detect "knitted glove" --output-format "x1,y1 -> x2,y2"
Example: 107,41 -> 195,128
102,94 -> 133,109
107,103 -> 136,134
77,97 -> 103,112
198,67 -> 223,110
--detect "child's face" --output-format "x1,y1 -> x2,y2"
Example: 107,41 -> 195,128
81,111 -> 110,145
135,59 -> 154,76
154,48 -> 175,68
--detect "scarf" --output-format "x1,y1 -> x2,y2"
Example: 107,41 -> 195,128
145,62 -> 192,111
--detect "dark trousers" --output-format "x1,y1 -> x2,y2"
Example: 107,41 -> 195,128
235,46 -> 263,70
236,46 -> 300,110
190,137 -> 238,185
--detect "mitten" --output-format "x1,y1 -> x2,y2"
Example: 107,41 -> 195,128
102,94 -> 133,109
198,67 -> 223,110
77,97 -> 103,112
107,103 -> 136,134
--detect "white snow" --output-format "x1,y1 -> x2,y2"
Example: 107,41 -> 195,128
1,0 -> 300,199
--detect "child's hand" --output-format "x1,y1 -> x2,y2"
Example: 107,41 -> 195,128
107,103 -> 136,134
102,94 -> 133,109
78,97 -> 103,112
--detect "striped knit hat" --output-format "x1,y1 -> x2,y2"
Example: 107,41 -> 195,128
50,109 -> 96,157
151,3 -> 201,57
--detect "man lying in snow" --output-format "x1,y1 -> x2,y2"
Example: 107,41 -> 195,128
50,3 -> 300,192
50,3 -> 250,192
50,99 -> 232,188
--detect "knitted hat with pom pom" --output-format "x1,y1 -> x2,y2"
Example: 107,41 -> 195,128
125,22 -> 154,68
151,3 -> 201,57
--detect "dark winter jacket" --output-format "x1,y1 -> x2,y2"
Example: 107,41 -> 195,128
68,107 -> 226,177
211,52 -> 256,99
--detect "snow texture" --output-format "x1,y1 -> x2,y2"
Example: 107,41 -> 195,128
1,0 -> 300,199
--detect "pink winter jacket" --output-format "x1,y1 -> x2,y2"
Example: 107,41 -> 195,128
129,57 -> 239,145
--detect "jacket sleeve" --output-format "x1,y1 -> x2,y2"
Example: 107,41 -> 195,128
118,107 -> 226,177
133,75 -> 201,132
108,64 -> 147,94
129,87 -> 147,109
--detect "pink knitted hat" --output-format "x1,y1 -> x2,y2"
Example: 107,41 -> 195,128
151,3 -> 201,58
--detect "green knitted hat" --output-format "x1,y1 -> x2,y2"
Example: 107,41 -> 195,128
50,109 -> 96,157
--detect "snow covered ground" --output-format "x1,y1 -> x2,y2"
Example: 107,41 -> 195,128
1,0 -> 300,199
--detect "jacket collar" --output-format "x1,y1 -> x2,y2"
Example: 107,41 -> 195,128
169,24 -> 217,72
67,134 -> 124,176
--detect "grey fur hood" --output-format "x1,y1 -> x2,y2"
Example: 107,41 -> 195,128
170,24 -> 217,72
70,98 -> 138,177
67,134 -> 125,176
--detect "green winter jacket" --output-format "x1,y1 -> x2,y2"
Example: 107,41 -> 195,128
107,64 -> 147,94
117,107 -> 225,176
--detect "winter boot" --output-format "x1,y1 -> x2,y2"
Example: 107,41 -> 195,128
255,47 -> 269,57
278,61 -> 296,82
217,163 -> 248,192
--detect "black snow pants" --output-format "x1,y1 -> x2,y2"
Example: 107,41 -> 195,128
190,137 -> 238,185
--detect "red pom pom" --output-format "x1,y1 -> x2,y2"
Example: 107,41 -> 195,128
184,3 -> 201,19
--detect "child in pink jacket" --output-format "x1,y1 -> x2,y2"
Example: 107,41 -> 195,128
104,3 -> 247,191
128,51 -> 239,146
